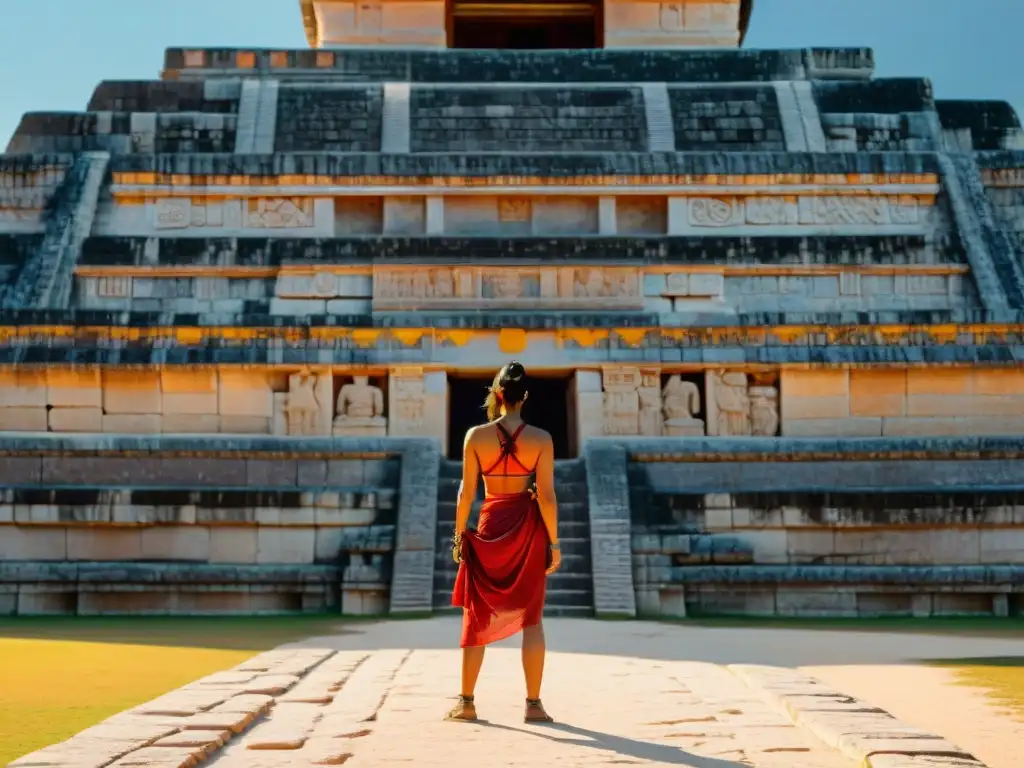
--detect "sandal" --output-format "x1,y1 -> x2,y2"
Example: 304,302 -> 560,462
444,694 -> 478,722
524,698 -> 554,723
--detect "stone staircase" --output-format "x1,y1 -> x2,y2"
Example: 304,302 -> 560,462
431,458 -> 595,617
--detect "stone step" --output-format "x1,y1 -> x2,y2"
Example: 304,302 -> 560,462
641,82 -> 676,152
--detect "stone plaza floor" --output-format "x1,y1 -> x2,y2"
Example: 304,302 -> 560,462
12,617 -> 1024,768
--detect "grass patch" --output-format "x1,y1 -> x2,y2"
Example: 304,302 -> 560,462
0,615 -> 355,765
637,613 -> 1024,638
930,657 -> 1024,719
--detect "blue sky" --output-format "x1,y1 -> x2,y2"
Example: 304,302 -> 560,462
1,0 -> 1021,147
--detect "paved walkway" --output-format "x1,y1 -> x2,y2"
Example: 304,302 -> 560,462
13,617 -> 1024,768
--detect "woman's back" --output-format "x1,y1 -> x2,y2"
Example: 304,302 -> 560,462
467,419 -> 552,498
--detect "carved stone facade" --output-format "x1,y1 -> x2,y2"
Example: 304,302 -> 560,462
705,370 -> 780,437
678,194 -> 932,231
373,266 -> 642,311
154,197 -> 316,231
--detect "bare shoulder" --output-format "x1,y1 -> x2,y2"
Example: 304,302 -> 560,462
463,424 -> 485,444
524,424 -> 553,447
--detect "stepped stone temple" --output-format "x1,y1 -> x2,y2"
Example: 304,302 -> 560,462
1,0 -> 1024,619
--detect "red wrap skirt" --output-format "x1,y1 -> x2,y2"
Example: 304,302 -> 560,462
451,491 -> 549,648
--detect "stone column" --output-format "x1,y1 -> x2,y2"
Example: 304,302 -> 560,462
574,370 -> 604,447
425,196 -> 444,235
598,197 -> 617,235
667,197 -> 688,235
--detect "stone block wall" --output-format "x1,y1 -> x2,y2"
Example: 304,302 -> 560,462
409,87 -> 648,153
780,368 -> 1024,437
7,113 -> 238,155
274,86 -> 383,152
812,80 -> 939,152
0,436 -> 441,616
669,86 -> 784,151
0,157 -> 70,234
615,437 -> 1024,618
0,366 -> 447,446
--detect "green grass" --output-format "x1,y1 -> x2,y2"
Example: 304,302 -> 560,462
0,615 -> 357,766
929,657 -> 1024,719
640,613 -> 1024,638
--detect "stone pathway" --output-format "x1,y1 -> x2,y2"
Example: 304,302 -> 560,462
13,617 -> 1024,768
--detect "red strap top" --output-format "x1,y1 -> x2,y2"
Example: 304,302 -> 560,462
480,423 -> 534,477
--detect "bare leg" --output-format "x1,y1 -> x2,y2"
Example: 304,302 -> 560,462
462,645 -> 485,698
522,624 -> 553,722
446,645 -> 484,721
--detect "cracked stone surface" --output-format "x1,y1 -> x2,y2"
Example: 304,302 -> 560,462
14,617 -> 1024,768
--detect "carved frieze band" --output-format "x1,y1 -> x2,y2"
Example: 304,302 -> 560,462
154,197 -> 314,230
982,168 -> 1024,188
684,194 -> 931,229
371,266 -> 644,310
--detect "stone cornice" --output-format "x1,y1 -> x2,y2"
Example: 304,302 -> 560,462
1,322 -> 1023,367
106,151 -> 941,181
612,435 -> 1024,463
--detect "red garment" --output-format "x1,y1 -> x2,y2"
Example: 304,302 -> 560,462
451,490 -> 549,648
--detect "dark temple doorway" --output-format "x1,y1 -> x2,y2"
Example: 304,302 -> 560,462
448,0 -> 601,49
447,374 -> 573,460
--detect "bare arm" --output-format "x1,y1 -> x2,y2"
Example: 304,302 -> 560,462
533,436 -> 559,546
455,429 -> 480,536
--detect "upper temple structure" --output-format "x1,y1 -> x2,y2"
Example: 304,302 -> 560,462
1,0 -> 1023,620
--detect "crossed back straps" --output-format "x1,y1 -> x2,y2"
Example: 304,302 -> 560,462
480,423 -> 534,477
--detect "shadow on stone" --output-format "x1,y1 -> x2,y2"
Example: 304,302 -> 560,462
480,721 -> 749,767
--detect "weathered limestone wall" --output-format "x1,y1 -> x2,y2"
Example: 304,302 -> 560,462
780,368 -> 1024,437
0,436 -> 440,616
601,437 -> 1024,619
0,368 -> 447,447
605,0 -> 743,49
308,0 -> 446,48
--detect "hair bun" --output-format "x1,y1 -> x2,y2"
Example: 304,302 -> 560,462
502,360 -> 526,381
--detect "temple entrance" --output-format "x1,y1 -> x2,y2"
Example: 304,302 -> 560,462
447,373 -> 574,460
448,0 -> 601,49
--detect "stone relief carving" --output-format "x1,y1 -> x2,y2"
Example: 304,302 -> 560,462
95,276 -> 132,299
602,366 -> 643,436
373,267 -> 642,309
247,198 -> 314,228
749,383 -> 780,437
333,375 -> 387,437
376,269 -> 456,300
662,375 -> 704,436
498,198 -> 531,223
572,268 -> 638,298
707,370 -> 780,437
690,198 -> 738,227
638,370 -> 664,437
283,369 -> 325,436
390,371 -> 426,430
155,199 -> 191,230
685,195 -> 925,229
271,369 -> 333,437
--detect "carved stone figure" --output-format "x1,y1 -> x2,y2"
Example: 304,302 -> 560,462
333,375 -> 387,437
714,371 -> 752,436
749,384 -> 780,437
662,375 -> 705,436
284,370 -> 321,436
574,269 -> 607,298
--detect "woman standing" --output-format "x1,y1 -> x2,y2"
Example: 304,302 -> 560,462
447,361 -> 562,724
